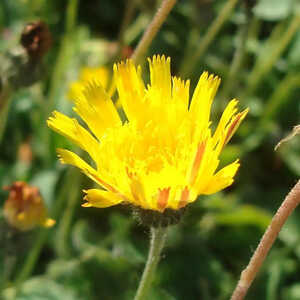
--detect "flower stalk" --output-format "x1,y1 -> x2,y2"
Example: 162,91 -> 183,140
230,179 -> 300,300
15,228 -> 49,287
116,0 -> 137,59
180,0 -> 239,76
131,0 -> 177,64
134,226 -> 168,300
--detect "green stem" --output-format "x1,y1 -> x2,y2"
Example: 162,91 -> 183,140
131,0 -> 177,64
180,0 -> 239,77
65,0 -> 79,35
0,86 -> 12,143
219,13 -> 250,102
1,226 -> 18,292
43,0 -> 79,164
241,14 -> 300,99
46,0 -> 79,115
46,0 -> 78,117
134,226 -> 168,300
15,229 -> 48,287
13,167 -> 76,292
55,171 -> 81,257
262,72 -> 300,124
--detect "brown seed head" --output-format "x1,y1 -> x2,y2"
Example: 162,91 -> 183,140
20,21 -> 52,60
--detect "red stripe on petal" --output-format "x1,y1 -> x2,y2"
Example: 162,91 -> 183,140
190,142 -> 206,184
224,113 -> 243,145
93,174 -> 117,193
178,186 -> 190,209
157,188 -> 170,211
92,174 -> 129,202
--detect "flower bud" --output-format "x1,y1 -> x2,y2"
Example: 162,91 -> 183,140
3,181 -> 55,231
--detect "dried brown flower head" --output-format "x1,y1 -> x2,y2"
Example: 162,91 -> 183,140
20,21 -> 52,60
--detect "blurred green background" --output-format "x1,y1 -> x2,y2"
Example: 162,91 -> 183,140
1,0 -> 300,299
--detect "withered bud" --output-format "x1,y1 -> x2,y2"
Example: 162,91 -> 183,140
20,21 -> 52,60
3,181 -> 55,231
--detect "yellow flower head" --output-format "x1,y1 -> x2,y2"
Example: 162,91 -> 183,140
68,66 -> 111,100
48,55 -> 248,212
3,181 -> 55,231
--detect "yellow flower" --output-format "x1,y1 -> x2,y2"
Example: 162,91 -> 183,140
68,66 -> 112,100
48,55 -> 248,212
3,181 -> 55,231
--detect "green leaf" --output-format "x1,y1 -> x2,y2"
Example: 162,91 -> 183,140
3,277 -> 81,300
215,204 -> 272,229
46,259 -> 92,298
30,170 -> 59,206
288,31 -> 300,67
282,284 -> 300,300
253,0 -> 294,21
279,213 -> 300,259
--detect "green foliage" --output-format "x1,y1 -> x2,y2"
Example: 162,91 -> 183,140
3,277 -> 82,300
253,0 -> 296,21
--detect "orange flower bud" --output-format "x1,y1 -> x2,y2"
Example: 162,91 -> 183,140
3,181 -> 55,231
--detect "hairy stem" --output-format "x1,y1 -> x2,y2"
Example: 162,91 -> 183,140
230,180 -> 300,300
131,0 -> 177,64
134,226 -> 168,300
117,0 -> 137,58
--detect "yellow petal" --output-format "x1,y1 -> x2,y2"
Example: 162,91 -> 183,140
57,148 -> 114,192
172,76 -> 190,109
68,66 -> 112,101
224,108 -> 249,145
189,72 -> 221,129
41,218 -> 56,228
74,80 -> 121,140
189,129 -> 218,189
188,73 -> 220,145
80,67 -> 109,88
68,82 -> 84,101
83,189 -> 123,208
212,99 -> 239,146
202,160 -> 240,194
114,59 -> 145,122
212,99 -> 249,152
148,55 -> 171,101
47,111 -> 100,164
